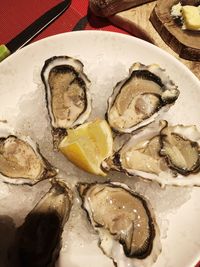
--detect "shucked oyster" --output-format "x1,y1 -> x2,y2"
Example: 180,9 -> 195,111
41,56 -> 92,148
14,179 -> 73,267
112,120 -> 200,187
0,135 -> 57,185
106,63 -> 179,133
77,182 -> 161,267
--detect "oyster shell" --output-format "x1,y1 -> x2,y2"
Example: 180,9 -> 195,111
113,120 -> 200,186
77,182 -> 161,267
0,134 -> 58,185
41,56 -> 92,148
14,179 -> 73,267
106,63 -> 179,133
0,215 -> 17,267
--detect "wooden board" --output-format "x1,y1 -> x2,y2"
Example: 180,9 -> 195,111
89,0 -> 154,17
109,1 -> 200,79
150,0 -> 200,61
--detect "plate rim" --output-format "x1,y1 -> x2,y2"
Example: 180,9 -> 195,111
1,30 -> 199,84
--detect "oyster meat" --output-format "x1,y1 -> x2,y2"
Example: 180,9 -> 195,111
106,63 -> 179,133
113,120 -> 200,186
0,134 -> 57,185
14,179 -> 73,267
77,182 -> 161,267
41,56 -> 92,147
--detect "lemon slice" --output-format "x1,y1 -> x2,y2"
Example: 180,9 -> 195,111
58,119 -> 113,176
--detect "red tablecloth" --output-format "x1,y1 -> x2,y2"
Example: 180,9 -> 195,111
0,0 -> 129,46
0,1 -> 200,267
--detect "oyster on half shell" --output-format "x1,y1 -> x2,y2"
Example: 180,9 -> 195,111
41,56 -> 92,148
106,63 -> 179,133
77,182 -> 161,267
14,179 -> 73,267
112,120 -> 200,187
0,134 -> 57,185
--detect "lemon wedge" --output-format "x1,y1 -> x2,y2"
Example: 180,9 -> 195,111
58,119 -> 113,176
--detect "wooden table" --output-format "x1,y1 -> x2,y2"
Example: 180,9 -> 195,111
109,1 -> 200,79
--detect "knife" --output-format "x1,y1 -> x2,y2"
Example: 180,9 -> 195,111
0,0 -> 71,62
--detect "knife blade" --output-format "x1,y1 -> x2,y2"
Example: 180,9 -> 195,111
0,0 -> 71,62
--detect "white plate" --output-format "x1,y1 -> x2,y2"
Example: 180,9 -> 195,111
0,31 -> 200,267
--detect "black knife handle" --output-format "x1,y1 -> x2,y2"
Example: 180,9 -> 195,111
6,0 -> 71,53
